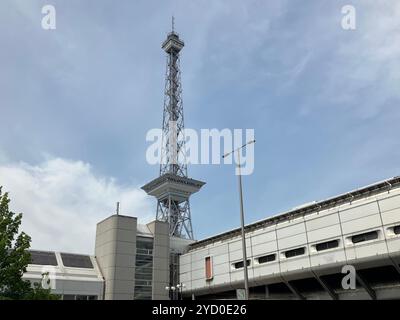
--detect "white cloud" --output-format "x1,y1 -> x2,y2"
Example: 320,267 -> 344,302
0,157 -> 154,254
307,2 -> 400,118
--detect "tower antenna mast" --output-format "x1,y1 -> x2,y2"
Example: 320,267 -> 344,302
142,20 -> 205,240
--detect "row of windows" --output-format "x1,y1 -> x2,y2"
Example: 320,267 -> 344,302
29,251 -> 93,269
62,295 -> 97,300
134,238 -> 154,300
230,228 -> 400,270
232,240 -> 331,269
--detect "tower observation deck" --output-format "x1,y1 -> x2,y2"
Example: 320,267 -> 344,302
142,22 -> 205,240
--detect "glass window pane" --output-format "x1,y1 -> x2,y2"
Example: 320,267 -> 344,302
285,247 -> 305,258
61,253 -> 93,268
134,237 -> 154,300
316,240 -> 339,251
29,251 -> 58,266
233,260 -> 250,269
258,254 -> 276,264
352,231 -> 378,244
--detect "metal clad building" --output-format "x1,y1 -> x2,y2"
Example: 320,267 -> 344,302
180,177 -> 400,300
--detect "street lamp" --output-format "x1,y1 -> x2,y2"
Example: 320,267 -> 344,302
165,285 -> 176,300
223,139 -> 255,300
166,283 -> 185,300
176,283 -> 185,300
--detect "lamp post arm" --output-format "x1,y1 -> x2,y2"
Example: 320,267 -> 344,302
222,139 -> 255,159
221,139 -> 255,301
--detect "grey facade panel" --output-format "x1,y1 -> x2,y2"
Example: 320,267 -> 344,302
95,215 -> 137,300
149,220 -> 170,300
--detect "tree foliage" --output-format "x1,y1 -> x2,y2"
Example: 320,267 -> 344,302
0,187 -> 32,299
0,187 -> 59,300
24,284 -> 60,300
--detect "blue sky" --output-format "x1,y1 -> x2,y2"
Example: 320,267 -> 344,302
1,0 -> 400,253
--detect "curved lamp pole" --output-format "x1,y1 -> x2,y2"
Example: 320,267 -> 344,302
223,139 -> 255,301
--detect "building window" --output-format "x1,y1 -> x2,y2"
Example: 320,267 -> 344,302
351,231 -> 378,244
205,256 -> 213,280
394,226 -> 400,235
60,253 -> 93,269
284,247 -> 305,258
315,239 -> 339,252
135,280 -> 152,286
257,254 -> 276,264
62,295 -> 97,300
233,260 -> 251,269
29,251 -> 58,266
134,237 -> 154,300
137,248 -> 153,255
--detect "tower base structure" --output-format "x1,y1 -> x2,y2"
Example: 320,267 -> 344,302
141,173 -> 205,240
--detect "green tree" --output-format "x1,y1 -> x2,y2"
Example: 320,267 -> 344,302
24,272 -> 60,300
0,187 -> 32,299
0,187 -> 60,300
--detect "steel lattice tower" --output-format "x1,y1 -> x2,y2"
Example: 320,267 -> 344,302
160,23 -> 186,178
142,22 -> 205,240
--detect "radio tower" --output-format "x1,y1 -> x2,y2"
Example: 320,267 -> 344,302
142,19 -> 205,240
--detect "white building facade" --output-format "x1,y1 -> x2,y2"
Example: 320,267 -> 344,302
23,251 -> 104,300
180,176 -> 400,300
